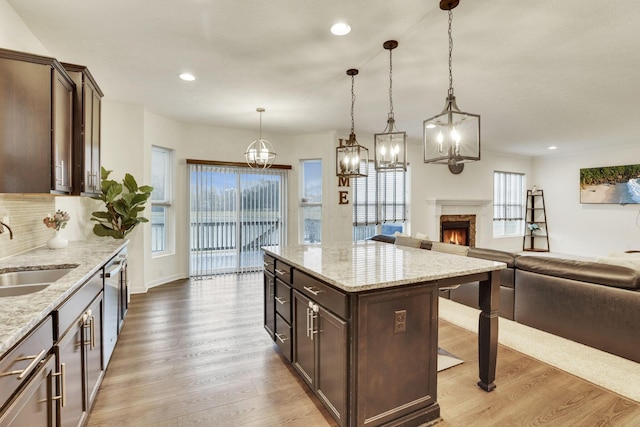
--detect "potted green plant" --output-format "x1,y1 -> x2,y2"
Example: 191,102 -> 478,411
91,167 -> 153,239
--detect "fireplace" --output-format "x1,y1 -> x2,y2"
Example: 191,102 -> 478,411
441,221 -> 469,246
440,214 -> 476,247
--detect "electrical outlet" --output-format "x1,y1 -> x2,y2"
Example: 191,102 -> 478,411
394,310 -> 406,333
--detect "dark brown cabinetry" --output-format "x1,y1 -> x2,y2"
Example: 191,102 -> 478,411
0,316 -> 56,426
0,48 -> 74,194
263,254 -> 276,339
273,260 -> 293,361
264,253 -> 441,427
293,289 -> 347,425
55,270 -> 104,427
63,63 -> 103,195
0,353 -> 57,427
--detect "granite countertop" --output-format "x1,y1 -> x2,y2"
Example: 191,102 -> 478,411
0,239 -> 127,356
263,240 -> 506,292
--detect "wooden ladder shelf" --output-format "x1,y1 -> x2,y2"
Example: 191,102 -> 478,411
523,189 -> 550,252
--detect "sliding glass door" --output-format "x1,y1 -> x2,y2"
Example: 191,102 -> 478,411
189,163 -> 287,277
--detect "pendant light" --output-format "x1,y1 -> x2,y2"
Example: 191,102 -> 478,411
374,40 -> 407,172
423,0 -> 480,174
336,69 -> 369,178
245,107 -> 276,169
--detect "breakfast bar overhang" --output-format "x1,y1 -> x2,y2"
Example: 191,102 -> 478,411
262,241 -> 505,427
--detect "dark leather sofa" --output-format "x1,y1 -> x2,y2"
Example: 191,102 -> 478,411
370,235 -> 640,363
447,247 -> 518,320
514,256 -> 640,363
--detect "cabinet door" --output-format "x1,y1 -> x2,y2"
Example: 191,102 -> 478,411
85,295 -> 104,407
0,54 -> 50,193
292,291 -> 315,387
81,79 -> 101,194
56,319 -> 85,427
264,272 -> 275,339
0,354 -> 56,427
316,306 -> 347,426
89,88 -> 101,193
51,67 -> 73,193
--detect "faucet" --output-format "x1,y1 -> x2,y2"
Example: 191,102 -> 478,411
0,221 -> 13,239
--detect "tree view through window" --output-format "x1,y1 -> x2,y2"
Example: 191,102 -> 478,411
301,159 -> 322,243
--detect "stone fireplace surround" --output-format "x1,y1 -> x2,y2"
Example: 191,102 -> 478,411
424,199 -> 492,249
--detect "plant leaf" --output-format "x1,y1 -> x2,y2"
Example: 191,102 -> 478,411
123,173 -> 138,193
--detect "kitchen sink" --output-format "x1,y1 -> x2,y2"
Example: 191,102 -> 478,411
0,267 -> 76,297
0,284 -> 52,297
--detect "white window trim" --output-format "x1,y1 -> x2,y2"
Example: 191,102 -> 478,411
151,146 -> 174,257
493,170 -> 525,238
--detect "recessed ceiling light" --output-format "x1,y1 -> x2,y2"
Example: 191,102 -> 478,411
179,73 -> 195,81
548,146 -> 557,150
331,22 -> 351,36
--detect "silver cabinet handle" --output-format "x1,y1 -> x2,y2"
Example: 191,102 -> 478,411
82,310 -> 96,349
55,161 -> 65,185
275,268 -> 286,276
53,362 -> 66,407
103,261 -> 123,278
309,304 -> 319,341
275,333 -> 289,343
303,286 -> 322,296
0,349 -> 48,379
275,296 -> 287,305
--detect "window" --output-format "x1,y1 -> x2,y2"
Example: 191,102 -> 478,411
493,171 -> 525,237
353,162 -> 407,241
151,146 -> 173,254
300,159 -> 322,243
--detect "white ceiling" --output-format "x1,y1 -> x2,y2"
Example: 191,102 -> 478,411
8,0 -> 640,157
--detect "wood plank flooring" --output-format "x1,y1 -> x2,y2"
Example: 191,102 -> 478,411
87,274 -> 640,426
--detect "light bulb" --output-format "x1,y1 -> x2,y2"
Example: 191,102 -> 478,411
451,127 -> 461,143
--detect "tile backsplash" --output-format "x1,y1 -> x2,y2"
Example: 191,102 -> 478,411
0,194 -> 55,259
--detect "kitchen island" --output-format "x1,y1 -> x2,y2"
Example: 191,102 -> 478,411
263,241 -> 505,427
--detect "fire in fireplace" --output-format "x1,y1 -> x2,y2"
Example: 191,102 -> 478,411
441,220 -> 470,246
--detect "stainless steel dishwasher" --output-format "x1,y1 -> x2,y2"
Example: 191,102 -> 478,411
102,247 -> 127,367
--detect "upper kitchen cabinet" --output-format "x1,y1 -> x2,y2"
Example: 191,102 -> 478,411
0,48 -> 74,194
62,62 -> 103,195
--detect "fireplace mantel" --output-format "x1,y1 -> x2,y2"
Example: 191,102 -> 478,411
429,199 -> 492,207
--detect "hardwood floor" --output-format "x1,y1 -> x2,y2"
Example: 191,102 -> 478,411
87,274 -> 640,426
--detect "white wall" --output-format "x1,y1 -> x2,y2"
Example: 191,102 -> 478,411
409,142 -> 533,252
532,143 -> 640,258
99,101 -> 146,292
143,111 -> 186,288
0,0 -> 48,55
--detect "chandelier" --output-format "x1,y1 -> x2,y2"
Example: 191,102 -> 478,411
374,40 -> 407,172
245,108 -> 276,169
423,0 -> 480,174
336,68 -> 369,178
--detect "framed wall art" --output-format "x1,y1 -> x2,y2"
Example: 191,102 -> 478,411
580,164 -> 640,204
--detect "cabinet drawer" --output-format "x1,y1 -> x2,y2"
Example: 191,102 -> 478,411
275,313 -> 292,362
263,254 -> 275,274
274,260 -> 292,284
56,270 -> 103,338
0,316 -> 53,410
293,270 -> 348,319
275,279 -> 292,324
